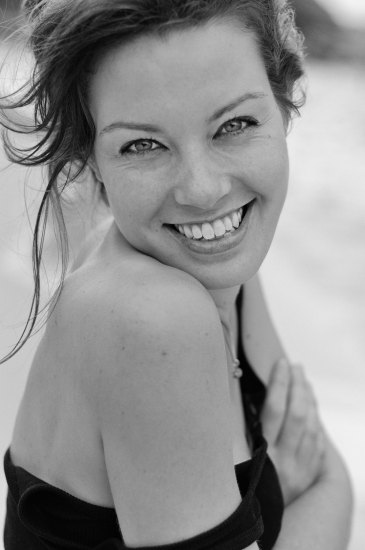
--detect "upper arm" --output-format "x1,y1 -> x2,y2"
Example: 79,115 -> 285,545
88,280 -> 244,547
243,273 -> 287,385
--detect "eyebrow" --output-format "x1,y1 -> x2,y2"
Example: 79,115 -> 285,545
208,91 -> 267,123
99,91 -> 267,137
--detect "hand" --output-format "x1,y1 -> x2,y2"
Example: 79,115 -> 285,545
261,358 -> 326,506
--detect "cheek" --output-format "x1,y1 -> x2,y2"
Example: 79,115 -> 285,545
273,144 -> 289,198
246,138 -> 289,198
104,170 -> 167,226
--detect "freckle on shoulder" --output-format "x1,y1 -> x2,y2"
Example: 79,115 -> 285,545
50,250 -> 210,346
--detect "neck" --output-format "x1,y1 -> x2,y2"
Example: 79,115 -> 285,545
207,285 -> 241,327
208,284 -> 243,381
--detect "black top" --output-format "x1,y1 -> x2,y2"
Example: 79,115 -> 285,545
3,287 -> 284,550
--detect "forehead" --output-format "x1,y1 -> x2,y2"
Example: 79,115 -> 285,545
89,21 -> 271,128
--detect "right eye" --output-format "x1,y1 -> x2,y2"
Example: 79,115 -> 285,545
120,139 -> 164,156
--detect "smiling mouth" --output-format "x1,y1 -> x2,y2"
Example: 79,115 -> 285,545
167,200 -> 254,241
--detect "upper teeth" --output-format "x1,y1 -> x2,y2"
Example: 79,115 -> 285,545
175,207 -> 244,241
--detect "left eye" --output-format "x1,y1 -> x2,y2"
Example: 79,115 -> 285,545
120,139 -> 163,155
217,117 -> 257,137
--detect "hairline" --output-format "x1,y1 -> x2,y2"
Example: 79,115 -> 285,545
89,14 -> 256,73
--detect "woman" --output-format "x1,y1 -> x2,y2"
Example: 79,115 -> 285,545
1,1 -> 353,549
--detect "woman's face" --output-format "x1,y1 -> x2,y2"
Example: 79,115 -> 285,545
89,21 -> 289,289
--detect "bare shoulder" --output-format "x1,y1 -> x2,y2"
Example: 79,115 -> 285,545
49,255 -> 243,546
53,252 -> 218,350
45,250 -> 226,402
84,255 -> 229,410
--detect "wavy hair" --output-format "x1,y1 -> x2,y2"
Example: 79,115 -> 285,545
0,0 -> 305,362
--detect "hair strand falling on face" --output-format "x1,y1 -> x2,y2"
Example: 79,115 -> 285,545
0,0 -> 305,363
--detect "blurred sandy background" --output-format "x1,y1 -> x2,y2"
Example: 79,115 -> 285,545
1,1 -> 364,548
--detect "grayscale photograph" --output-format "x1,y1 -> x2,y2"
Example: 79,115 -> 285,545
0,1 -> 364,549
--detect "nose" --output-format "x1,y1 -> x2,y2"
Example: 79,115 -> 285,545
173,150 -> 232,209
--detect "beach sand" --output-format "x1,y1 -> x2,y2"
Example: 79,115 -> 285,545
1,59 -> 364,548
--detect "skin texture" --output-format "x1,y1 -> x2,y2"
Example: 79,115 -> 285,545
10,20 -> 352,550
262,359 -> 326,506
89,22 -> 289,293
87,22 -> 351,548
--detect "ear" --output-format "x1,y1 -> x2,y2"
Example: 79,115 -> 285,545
88,155 -> 103,183
88,156 -> 110,206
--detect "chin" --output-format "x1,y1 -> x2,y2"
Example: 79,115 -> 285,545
180,256 -> 264,291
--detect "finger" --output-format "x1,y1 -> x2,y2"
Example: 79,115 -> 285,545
303,375 -> 319,411
316,424 -> 327,463
295,386 -> 324,457
296,399 -> 319,453
261,358 -> 291,444
296,416 -> 326,479
279,363 -> 309,450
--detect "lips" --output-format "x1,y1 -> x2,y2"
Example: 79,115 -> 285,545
165,199 -> 255,256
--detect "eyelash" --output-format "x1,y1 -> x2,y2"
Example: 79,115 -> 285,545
216,116 -> 258,139
119,116 -> 258,156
